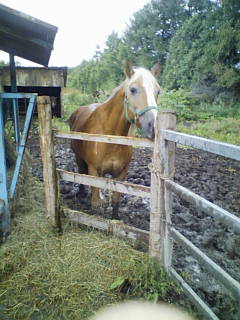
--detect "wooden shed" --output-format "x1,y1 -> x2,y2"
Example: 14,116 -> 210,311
0,66 -> 68,116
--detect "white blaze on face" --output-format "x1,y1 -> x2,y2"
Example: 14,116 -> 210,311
140,68 -> 159,126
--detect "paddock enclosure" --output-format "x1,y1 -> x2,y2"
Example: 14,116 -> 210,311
37,96 -> 240,320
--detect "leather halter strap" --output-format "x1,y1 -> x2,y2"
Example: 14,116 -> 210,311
124,96 -> 158,124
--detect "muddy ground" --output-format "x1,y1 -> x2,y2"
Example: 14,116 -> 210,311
27,126 -> 240,319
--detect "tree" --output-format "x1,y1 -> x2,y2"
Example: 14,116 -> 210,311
0,60 -> 8,66
123,0 -> 188,67
163,0 -> 240,99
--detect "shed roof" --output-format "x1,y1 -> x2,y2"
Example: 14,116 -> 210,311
0,4 -> 58,66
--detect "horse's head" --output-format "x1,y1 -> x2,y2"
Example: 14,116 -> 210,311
124,61 -> 161,139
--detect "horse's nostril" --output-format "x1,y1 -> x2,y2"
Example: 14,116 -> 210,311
147,122 -> 155,139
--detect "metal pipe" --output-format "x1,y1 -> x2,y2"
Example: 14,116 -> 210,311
170,227 -> 240,300
166,179 -> 240,234
161,129 -> 240,161
169,268 -> 219,320
9,53 -> 20,150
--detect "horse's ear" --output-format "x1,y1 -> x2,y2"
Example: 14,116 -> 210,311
151,63 -> 161,78
124,60 -> 134,78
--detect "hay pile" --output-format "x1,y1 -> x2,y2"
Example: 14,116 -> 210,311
0,168 -> 181,320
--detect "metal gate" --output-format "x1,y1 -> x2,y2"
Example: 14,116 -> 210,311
0,92 -> 37,240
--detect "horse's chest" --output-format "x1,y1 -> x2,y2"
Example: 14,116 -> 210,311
98,145 -> 132,177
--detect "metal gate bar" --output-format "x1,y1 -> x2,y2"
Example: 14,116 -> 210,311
169,267 -> 219,320
0,96 -> 10,240
10,94 -> 37,198
170,227 -> 240,300
160,129 -> 240,319
165,179 -> 240,234
161,130 -> 240,161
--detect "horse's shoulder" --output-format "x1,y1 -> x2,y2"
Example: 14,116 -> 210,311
88,103 -> 101,112
69,103 -> 102,132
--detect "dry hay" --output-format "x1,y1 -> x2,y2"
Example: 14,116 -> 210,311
0,163 -> 182,320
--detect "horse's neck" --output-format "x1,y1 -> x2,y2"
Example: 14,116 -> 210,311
101,85 -> 130,136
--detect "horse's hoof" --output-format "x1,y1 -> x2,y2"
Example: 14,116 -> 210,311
77,185 -> 88,197
112,204 -> 120,220
112,213 -> 120,220
92,205 -> 104,216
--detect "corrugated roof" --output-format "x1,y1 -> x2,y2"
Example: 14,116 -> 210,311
0,4 -> 58,66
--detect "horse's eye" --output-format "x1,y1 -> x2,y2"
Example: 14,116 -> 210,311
130,87 -> 137,95
157,89 -> 161,96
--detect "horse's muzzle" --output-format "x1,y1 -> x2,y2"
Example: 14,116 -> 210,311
139,111 -> 155,140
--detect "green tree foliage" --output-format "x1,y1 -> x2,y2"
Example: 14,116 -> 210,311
96,32 -> 129,89
0,60 -> 8,66
124,0 -> 188,66
163,0 -> 240,99
67,0 -> 240,101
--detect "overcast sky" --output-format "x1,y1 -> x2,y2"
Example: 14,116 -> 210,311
0,0 -> 150,67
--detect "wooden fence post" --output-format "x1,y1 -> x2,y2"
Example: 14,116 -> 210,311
37,96 -> 62,232
149,111 -> 176,267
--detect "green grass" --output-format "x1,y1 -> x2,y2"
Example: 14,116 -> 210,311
157,89 -> 240,145
177,118 -> 240,145
158,89 -> 240,121
52,117 -> 69,131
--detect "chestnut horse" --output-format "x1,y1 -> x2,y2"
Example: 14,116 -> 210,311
69,62 -> 161,218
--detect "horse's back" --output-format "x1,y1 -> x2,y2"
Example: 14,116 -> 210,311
69,103 -> 101,132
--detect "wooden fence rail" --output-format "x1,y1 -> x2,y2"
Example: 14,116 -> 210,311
57,169 -> 151,198
37,97 -> 240,320
55,130 -> 154,148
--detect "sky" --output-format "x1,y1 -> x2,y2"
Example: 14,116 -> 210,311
0,0 -> 150,67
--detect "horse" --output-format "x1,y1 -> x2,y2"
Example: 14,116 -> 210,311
69,61 -> 161,219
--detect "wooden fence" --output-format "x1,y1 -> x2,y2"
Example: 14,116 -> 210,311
37,96 -> 240,320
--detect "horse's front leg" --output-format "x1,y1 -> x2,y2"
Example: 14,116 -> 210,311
88,164 -> 104,215
112,166 -> 129,220
91,186 -> 104,215
111,191 -> 121,220
76,158 -> 88,197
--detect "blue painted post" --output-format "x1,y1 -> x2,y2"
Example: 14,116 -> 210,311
9,53 -> 20,150
10,94 -> 37,198
0,96 -> 10,240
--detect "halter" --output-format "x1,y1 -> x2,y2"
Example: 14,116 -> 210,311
124,96 -> 158,124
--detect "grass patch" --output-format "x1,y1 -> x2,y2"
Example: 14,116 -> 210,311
52,117 -> 69,131
177,118 -> 240,145
158,89 -> 240,121
0,168 -> 183,320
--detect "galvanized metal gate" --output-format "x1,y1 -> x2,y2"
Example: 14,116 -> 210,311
158,129 -> 240,320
